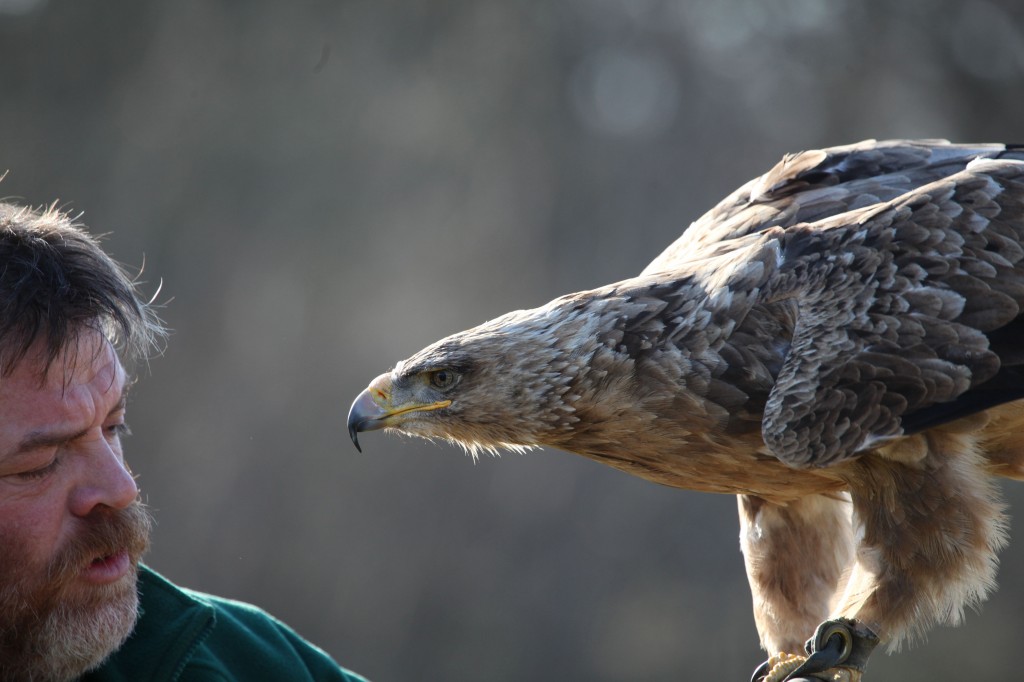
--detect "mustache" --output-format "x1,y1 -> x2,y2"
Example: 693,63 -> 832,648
45,501 -> 154,590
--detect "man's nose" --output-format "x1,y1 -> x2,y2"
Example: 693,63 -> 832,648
69,438 -> 139,517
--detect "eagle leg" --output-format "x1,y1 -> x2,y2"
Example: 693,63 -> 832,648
738,494 -> 855,654
833,429 -> 1008,649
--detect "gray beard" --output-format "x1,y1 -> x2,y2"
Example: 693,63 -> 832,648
0,577 -> 140,682
0,503 -> 152,682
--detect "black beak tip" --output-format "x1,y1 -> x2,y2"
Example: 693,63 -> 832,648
348,423 -> 362,452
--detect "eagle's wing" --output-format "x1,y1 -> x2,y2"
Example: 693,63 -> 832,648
761,158 -> 1024,467
643,139 -> 1024,275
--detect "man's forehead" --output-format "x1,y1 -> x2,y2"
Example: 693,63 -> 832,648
1,333 -> 126,395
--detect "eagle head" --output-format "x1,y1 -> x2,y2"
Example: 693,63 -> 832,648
347,301 -> 598,456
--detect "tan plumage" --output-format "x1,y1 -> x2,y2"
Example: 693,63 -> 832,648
348,139 -> 1024,677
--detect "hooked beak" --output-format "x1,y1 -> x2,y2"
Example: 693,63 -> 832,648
347,373 -> 451,451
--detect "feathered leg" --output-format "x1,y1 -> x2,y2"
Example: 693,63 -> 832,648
738,493 -> 855,654
834,428 -> 1008,650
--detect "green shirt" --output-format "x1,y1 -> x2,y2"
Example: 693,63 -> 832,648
82,566 -> 370,682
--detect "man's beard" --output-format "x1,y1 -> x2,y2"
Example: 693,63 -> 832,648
0,502 -> 153,682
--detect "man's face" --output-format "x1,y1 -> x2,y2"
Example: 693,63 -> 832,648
0,333 -> 152,681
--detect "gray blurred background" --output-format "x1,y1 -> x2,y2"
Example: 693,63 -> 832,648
3,1 -> 1024,679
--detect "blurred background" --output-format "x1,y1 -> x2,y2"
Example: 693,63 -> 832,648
3,1 -> 1024,679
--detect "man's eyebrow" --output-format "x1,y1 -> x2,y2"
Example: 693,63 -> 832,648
11,428 -> 88,456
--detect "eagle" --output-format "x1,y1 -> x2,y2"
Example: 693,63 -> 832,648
347,140 -> 1024,681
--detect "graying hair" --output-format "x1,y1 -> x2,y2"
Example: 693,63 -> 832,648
0,202 -> 165,376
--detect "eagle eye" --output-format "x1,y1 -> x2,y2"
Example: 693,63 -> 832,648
429,369 -> 459,390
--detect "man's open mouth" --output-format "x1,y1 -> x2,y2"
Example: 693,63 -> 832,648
81,550 -> 132,585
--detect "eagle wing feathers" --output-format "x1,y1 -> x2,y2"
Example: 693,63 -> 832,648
761,158 -> 1024,466
644,139 -> 1024,274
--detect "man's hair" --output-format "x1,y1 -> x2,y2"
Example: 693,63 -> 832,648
0,201 -> 165,377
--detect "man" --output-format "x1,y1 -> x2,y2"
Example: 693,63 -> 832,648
0,202 -> 368,681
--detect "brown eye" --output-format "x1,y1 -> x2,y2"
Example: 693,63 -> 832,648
430,369 -> 458,390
